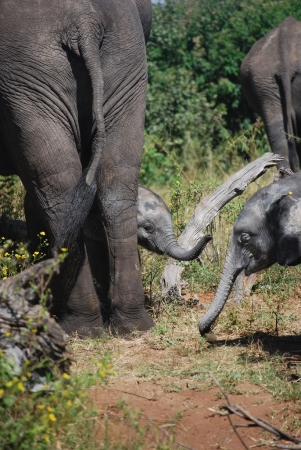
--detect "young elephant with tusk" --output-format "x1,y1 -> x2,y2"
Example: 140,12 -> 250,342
199,170 -> 301,337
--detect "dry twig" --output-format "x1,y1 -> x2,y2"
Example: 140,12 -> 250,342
206,371 -> 301,450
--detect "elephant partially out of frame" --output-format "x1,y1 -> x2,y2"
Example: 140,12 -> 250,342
0,0 -> 153,336
199,171 -> 301,336
240,16 -> 301,172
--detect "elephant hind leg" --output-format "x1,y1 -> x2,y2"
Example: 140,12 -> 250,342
2,114 -> 104,337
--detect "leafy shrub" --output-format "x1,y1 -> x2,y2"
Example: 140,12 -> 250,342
0,349 -> 113,450
143,0 -> 300,182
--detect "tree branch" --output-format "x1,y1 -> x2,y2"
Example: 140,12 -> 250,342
161,153 -> 282,299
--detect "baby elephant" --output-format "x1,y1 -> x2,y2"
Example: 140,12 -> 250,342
84,185 -> 211,261
1,186 -> 210,261
199,171 -> 301,336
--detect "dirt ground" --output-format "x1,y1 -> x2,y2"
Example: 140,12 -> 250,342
80,289 -> 301,450
91,377 -> 294,449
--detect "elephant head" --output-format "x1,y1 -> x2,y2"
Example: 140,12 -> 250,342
84,185 -> 211,261
199,171 -> 301,336
137,186 -> 211,260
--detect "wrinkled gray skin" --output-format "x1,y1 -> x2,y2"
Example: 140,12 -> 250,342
240,17 -> 301,171
1,185 -> 211,323
199,171 -> 301,336
84,185 -> 211,260
84,185 -> 211,322
0,0 -> 153,336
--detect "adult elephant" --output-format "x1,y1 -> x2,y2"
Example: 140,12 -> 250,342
0,0 -> 153,336
199,171 -> 301,336
0,184 -> 211,323
240,16 -> 301,172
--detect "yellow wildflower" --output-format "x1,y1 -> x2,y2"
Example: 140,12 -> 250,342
99,370 -> 106,378
48,413 -> 56,422
17,382 -> 25,392
27,318 -> 33,323
43,435 -> 50,442
37,404 -> 45,410
1,237 -> 5,240
2,277 -> 7,280
62,373 -> 70,379
4,252 -> 9,257
40,231 -> 46,236
66,400 -> 72,407
47,406 -> 54,412
5,381 -> 13,388
21,254 -> 26,259
288,191 -> 293,195
60,247 -> 68,252
0,389 -> 4,397
33,251 -> 39,256
5,332 -> 11,337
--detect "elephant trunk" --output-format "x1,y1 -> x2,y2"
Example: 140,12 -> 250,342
162,233 -> 211,261
199,246 -> 241,335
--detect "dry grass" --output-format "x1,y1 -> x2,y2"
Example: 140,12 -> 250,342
68,282 -> 301,449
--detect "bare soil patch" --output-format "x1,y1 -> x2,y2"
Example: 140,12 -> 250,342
71,289 -> 301,449
91,378 -> 293,449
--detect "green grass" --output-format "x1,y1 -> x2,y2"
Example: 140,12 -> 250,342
0,127 -> 300,447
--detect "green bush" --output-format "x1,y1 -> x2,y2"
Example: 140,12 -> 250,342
142,0 -> 301,183
0,347 -> 113,450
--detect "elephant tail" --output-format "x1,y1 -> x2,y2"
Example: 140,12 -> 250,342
280,25 -> 297,170
282,71 -> 296,164
56,25 -> 105,251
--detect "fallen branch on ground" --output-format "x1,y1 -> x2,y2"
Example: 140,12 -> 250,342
0,259 -> 72,389
206,370 -> 301,450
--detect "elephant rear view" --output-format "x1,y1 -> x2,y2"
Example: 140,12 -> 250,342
0,0 -> 153,336
240,16 -> 301,172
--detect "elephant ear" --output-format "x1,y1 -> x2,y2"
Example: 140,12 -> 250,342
274,195 -> 301,266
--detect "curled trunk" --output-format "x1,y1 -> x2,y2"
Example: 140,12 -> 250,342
199,248 -> 241,335
163,234 -> 211,261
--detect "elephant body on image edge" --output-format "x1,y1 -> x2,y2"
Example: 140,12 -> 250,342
0,0 -> 153,336
199,170 -> 301,336
240,16 -> 301,172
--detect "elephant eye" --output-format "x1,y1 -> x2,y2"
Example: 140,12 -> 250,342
240,232 -> 250,244
143,222 -> 154,232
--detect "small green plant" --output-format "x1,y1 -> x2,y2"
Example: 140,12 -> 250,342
0,349 -> 113,450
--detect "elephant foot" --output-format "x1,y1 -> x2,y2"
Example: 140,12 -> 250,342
58,315 -> 104,338
110,308 -> 154,336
